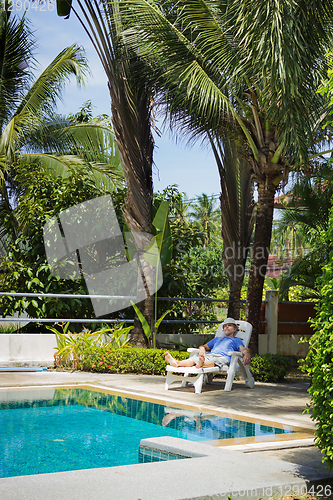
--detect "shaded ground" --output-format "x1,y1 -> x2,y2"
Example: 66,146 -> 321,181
251,445 -> 327,471
285,366 -> 312,384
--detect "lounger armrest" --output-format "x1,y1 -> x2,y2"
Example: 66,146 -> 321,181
187,348 -> 199,354
227,350 -> 242,357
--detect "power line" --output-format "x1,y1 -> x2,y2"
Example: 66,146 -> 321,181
180,193 -> 221,204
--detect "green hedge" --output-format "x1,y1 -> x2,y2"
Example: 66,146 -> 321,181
75,346 -> 290,382
250,353 -> 290,382
77,346 -> 189,375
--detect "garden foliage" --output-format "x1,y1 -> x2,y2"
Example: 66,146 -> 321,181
153,186 -> 228,334
54,323 -> 290,382
78,347 -> 188,375
51,322 -> 133,368
77,348 -> 290,380
301,199 -> 333,468
250,354 -> 290,382
0,165 -> 124,324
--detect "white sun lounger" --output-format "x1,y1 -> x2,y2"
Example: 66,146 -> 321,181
165,320 -> 255,393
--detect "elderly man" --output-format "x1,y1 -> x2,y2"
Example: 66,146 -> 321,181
165,318 -> 250,369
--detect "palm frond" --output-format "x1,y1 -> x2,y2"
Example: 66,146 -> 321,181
221,0 -> 333,165
0,9 -> 34,131
121,0 -> 333,167
19,153 -> 124,192
277,166 -> 333,234
23,115 -> 121,162
120,0 -> 239,132
15,44 -> 87,118
188,192 -> 221,245
0,45 -> 88,160
279,251 -> 325,300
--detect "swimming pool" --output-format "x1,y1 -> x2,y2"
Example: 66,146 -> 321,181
0,386 -> 296,478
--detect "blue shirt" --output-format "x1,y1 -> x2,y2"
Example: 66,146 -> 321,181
206,336 -> 244,363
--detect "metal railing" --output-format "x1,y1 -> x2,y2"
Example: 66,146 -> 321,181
0,291 -> 314,328
0,291 -> 237,325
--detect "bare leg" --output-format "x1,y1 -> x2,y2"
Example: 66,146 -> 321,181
177,359 -> 197,367
165,352 -> 196,368
165,352 -> 216,369
195,358 -> 215,369
202,361 -> 215,368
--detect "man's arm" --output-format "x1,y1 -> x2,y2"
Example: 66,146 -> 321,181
198,344 -> 210,354
239,345 -> 250,365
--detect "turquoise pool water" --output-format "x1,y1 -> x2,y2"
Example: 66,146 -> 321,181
0,387 -> 293,478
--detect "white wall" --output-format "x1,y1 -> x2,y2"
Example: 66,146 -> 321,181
0,334 -> 57,367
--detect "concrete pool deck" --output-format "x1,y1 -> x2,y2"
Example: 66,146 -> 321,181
0,370 -> 332,499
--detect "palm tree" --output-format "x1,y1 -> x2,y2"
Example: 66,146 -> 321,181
119,0 -> 333,352
270,217 -> 308,268
210,135 -> 255,319
171,193 -> 191,229
55,0 -> 157,347
188,193 -> 220,247
0,9 -> 123,202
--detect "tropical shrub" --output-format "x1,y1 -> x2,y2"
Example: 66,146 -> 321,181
52,322 -> 133,368
250,354 -> 291,382
300,199 -> 333,468
131,302 -> 173,347
77,347 -> 188,375
74,344 -> 289,381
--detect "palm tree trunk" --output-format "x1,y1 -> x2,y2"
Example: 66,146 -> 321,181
131,295 -> 154,347
227,287 -> 242,319
109,81 -> 154,348
245,178 -> 276,354
54,0 -> 156,346
213,136 -> 255,321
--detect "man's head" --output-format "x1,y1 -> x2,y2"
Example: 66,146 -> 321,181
222,317 -> 238,337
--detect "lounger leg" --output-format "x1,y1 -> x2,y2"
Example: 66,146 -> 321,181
165,371 -> 173,390
239,362 -> 255,388
239,360 -> 254,389
181,375 -> 189,388
245,368 -> 255,388
224,358 -> 238,392
193,373 -> 204,394
165,371 -> 185,390
165,369 -> 214,393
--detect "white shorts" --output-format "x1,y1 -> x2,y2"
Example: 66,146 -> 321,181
191,353 -> 229,368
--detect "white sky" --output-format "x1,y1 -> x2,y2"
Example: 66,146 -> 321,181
18,4 -> 220,201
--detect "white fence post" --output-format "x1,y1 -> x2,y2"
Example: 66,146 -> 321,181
265,290 -> 278,354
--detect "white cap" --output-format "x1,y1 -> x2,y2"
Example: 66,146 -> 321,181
222,318 -> 237,326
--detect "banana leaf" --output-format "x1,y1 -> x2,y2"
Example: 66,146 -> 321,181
152,200 -> 172,266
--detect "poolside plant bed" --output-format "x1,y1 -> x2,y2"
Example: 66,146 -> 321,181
57,344 -> 290,382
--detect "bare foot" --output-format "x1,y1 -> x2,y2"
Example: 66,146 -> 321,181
195,353 -> 205,368
165,352 -> 178,367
